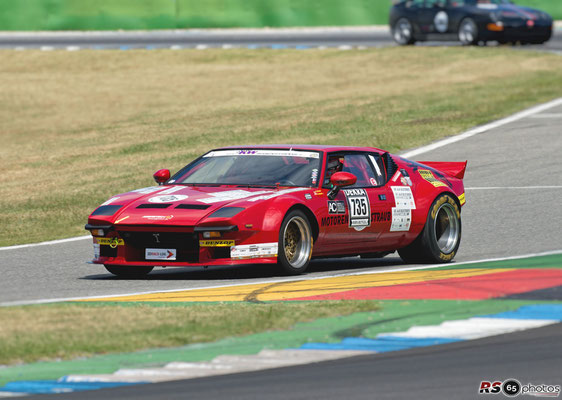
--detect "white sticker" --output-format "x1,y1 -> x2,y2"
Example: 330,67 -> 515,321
131,186 -> 162,194
390,208 -> 412,232
477,4 -> 498,9
434,11 -> 449,33
101,197 -> 120,206
204,149 -> 319,159
231,243 -> 278,260
247,188 -> 307,202
198,190 -> 271,204
391,171 -> 401,182
159,186 -> 184,195
93,243 -> 100,259
145,248 -> 177,260
343,188 -> 371,231
148,195 -> 188,203
391,186 -> 416,209
141,215 -> 174,221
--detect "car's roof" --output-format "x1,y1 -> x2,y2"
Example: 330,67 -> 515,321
216,144 -> 385,153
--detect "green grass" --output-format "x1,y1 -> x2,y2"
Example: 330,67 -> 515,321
0,0 -> 560,30
0,300 -> 380,365
1,47 -> 562,246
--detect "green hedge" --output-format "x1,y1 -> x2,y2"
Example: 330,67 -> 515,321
0,0 -> 559,31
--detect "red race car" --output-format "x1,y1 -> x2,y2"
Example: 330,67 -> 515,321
86,145 -> 467,277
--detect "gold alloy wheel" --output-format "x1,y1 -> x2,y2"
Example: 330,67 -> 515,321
282,215 -> 312,269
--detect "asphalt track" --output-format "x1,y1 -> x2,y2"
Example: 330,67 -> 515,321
1,101 -> 561,305
28,322 -> 562,400
0,26 -> 561,52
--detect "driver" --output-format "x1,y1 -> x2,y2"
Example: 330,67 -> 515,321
324,156 -> 344,186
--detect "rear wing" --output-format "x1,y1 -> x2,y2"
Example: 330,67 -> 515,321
418,161 -> 467,179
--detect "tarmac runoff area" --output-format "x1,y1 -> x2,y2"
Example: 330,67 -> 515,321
1,98 -> 562,397
1,253 -> 562,396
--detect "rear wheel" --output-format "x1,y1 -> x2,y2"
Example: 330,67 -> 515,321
458,18 -> 478,45
277,210 -> 313,275
398,193 -> 461,263
104,265 -> 154,278
392,18 -> 416,45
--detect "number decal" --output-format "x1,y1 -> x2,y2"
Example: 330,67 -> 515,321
343,189 -> 371,231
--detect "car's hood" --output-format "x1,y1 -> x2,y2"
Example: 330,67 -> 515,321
91,185 -> 307,226
476,3 -> 550,20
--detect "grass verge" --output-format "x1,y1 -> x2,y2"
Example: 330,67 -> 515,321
1,47 -> 562,246
0,300 -> 380,365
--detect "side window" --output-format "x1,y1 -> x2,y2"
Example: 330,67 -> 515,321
368,153 -> 386,186
324,153 -> 380,188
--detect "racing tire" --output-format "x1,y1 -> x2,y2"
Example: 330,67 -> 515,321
392,18 -> 416,45
458,18 -> 479,45
104,265 -> 154,278
277,210 -> 313,275
398,193 -> 461,264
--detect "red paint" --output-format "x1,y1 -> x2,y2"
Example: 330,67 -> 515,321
287,269 -> 562,301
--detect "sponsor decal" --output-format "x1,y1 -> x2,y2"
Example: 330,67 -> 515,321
148,195 -> 188,203
369,177 -> 377,186
159,186 -> 184,195
371,211 -> 391,223
328,200 -> 346,214
204,150 -> 320,159
311,168 -> 318,185
145,248 -> 176,261
419,169 -> 448,188
459,192 -> 466,206
305,193 -> 312,200
434,11 -> 449,33
93,243 -> 100,259
400,169 -> 413,186
247,188 -> 307,202
379,194 -> 387,201
101,197 -> 120,206
478,378 -> 560,397
142,215 -> 174,221
198,190 -> 271,204
95,237 -> 124,247
343,189 -> 371,231
131,186 -> 161,194
321,214 -> 349,227
390,208 -> 412,232
115,215 -> 130,224
199,240 -> 235,247
391,186 -> 416,209
391,171 -> 401,182
231,242 -> 278,260
314,190 -> 324,196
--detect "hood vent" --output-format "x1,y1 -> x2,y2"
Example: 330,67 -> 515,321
137,204 -> 170,209
175,204 -> 211,210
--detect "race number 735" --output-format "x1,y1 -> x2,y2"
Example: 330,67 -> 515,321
349,197 -> 368,217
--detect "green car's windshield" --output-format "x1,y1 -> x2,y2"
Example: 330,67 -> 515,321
170,149 -> 322,187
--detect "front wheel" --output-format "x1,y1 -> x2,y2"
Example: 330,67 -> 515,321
458,18 -> 478,45
104,265 -> 154,278
277,210 -> 313,275
398,193 -> 461,263
392,18 -> 416,45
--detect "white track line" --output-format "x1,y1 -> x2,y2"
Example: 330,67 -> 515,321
467,186 -> 562,190
0,235 -> 90,251
2,97 -> 561,252
2,249 -> 561,307
400,97 -> 562,158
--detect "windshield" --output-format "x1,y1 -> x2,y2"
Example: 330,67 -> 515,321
171,149 -> 322,187
467,0 -> 512,5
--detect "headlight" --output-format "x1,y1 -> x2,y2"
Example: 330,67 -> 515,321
207,207 -> 245,218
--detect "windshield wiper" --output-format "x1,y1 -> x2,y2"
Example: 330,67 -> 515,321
235,184 -> 278,189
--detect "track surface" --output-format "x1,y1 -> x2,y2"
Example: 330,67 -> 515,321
0,27 -> 561,51
29,323 -> 562,400
1,103 -> 561,304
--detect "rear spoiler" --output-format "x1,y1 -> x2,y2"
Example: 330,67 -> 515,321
418,161 -> 467,179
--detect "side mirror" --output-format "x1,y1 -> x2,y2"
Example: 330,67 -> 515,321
330,171 -> 357,187
153,169 -> 170,185
328,172 -> 357,200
